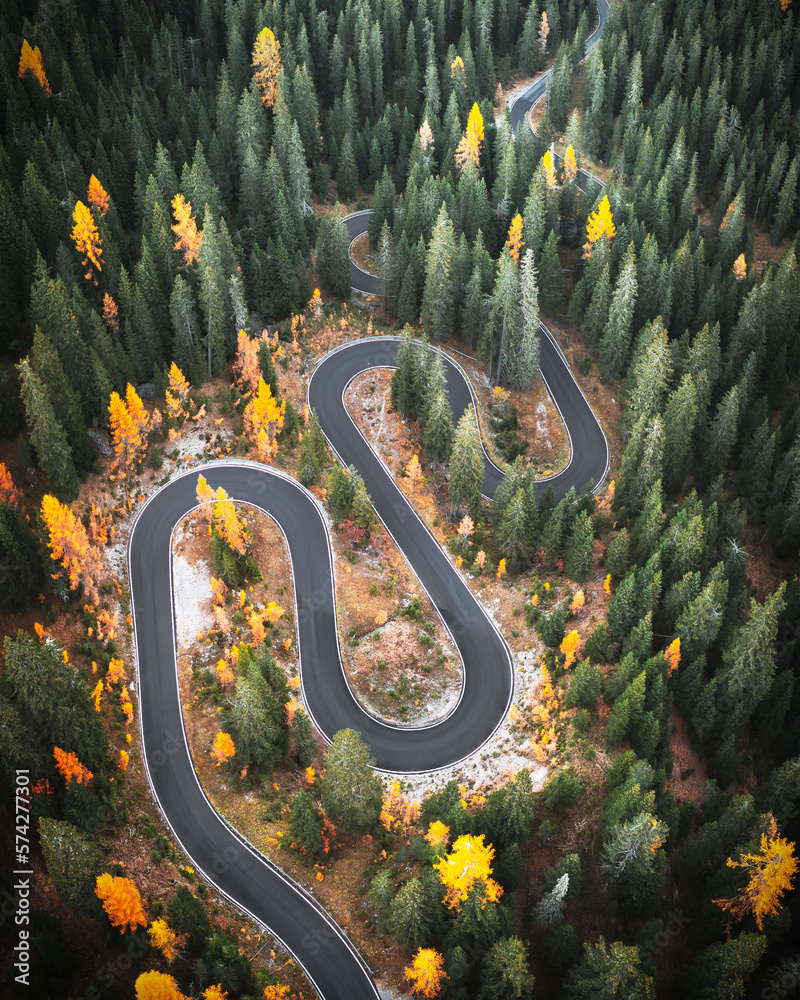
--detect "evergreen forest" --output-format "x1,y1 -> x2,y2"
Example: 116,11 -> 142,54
1,0 -> 800,997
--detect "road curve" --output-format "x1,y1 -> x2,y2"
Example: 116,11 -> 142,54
129,3 -> 611,993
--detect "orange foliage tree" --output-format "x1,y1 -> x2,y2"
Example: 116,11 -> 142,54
244,377 -> 285,463
664,638 -> 681,676
203,987 -> 231,1000
102,293 -> 120,333
404,948 -> 447,997
261,986 -> 290,1000
171,194 -> 202,269
165,363 -> 191,423
71,200 -> 103,282
539,11 -> 550,51
148,919 -> 187,963
212,731 -> 236,766
434,834 -> 503,910
95,873 -> 148,933
53,747 -> 93,785
583,195 -> 616,259
252,27 -> 281,108
733,254 -> 747,281
425,821 -> 450,850
88,175 -> 110,216
134,970 -> 188,1000
507,213 -> 524,263
406,453 -> 422,493
213,489 -> 248,555
454,103 -> 484,175
40,494 -> 105,603
18,39 -> 51,95
108,384 -> 151,470
713,816 -> 798,930
380,780 -> 421,832
0,462 -> 22,506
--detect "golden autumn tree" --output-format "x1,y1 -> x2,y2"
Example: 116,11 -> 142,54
18,39 -> 51,95
148,919 -> 187,963
252,27 -> 281,108
434,834 -> 503,910
134,970 -> 189,1000
102,293 -> 120,333
0,462 -> 22,506
196,474 -> 216,524
404,948 -> 447,997
212,731 -> 236,767
733,254 -> 747,281
213,487 -> 248,554
171,194 -> 202,269
166,363 -> 191,423
108,384 -> 150,470
507,214 -> 524,263
560,630 -> 580,669
663,638 -> 680,676
72,200 -> 103,282
88,175 -> 110,216
713,816 -> 798,930
40,494 -> 105,603
203,987 -> 230,1000
261,987 -> 290,1000
562,144 -> 578,183
95,873 -> 148,933
425,821 -> 450,849
454,103 -> 484,175
419,120 -> 435,157
542,150 -> 557,187
243,377 -> 285,463
583,195 -> 616,258
406,453 -> 422,494
539,10 -> 550,52
53,747 -> 93,785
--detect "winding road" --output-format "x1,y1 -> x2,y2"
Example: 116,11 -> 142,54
129,5 -> 611,997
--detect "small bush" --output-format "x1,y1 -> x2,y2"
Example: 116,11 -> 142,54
572,709 -> 590,731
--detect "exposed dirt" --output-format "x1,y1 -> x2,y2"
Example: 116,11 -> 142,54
349,231 -> 380,276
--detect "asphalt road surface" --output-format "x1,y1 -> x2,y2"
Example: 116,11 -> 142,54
130,3 -> 610,993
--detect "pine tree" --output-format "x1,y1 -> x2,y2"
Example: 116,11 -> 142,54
17,360 -> 79,501
565,939 -> 656,1000
449,404 -> 484,519
389,878 -> 435,950
535,873 -> 570,928
599,245 -> 638,381
289,788 -> 325,858
0,503 -> 42,611
38,817 -> 104,917
539,230 -> 565,312
328,464 -> 354,523
498,488 -> 532,571
321,729 -> 383,835
319,209 -> 352,299
565,510 -> 594,583
421,204 -> 456,341
479,937 -> 536,999
662,374 -> 697,495
489,246 -> 521,383
336,132 -> 358,202
423,389 -> 455,465
771,156 -> 798,246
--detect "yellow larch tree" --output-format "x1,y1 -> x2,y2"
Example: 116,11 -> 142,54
434,833 -> 503,910
134,970 -> 189,1000
108,384 -> 150,470
148,919 -> 187,963
583,195 -> 616,259
40,494 -> 105,603
71,200 -> 103,282
507,213 -> 524,263
18,39 -> 51,95
88,175 -> 110,216
542,149 -> 557,187
252,27 -> 281,108
244,377 -> 285,463
562,144 -> 578,183
663,637 -> 680,676
102,292 -> 120,333
95,873 -> 148,933
419,120 -> 435,157
406,453 -> 422,494
733,254 -> 747,281
171,194 -> 202,269
212,731 -> 236,766
166,362 -> 191,423
454,103 -> 484,175
713,816 -> 798,930
404,948 -> 447,997
53,747 -> 93,785
539,11 -> 550,52
213,487 -> 248,555
232,328 -> 273,398
196,474 -> 216,524
425,821 -> 450,849
560,630 -> 580,669
203,987 -> 230,1000
0,462 -> 22,506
